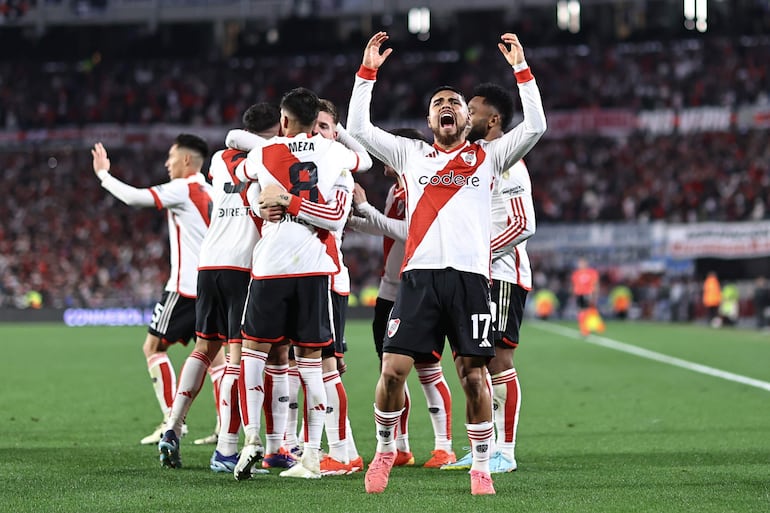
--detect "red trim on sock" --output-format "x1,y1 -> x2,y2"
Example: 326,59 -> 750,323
225,377 -> 240,434
436,380 -> 452,441
159,361 -> 174,408
336,380 -> 348,441
503,377 -> 520,443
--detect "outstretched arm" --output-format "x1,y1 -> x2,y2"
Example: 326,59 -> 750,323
347,183 -> 407,241
225,129 -> 267,152
335,123 -> 373,172
92,142 -> 157,208
489,34 -> 547,173
347,32 -> 411,173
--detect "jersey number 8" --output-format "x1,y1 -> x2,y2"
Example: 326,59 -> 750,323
289,162 -> 319,202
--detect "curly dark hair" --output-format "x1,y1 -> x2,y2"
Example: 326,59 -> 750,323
471,82 -> 514,130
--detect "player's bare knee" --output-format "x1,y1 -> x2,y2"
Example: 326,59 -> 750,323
194,337 -> 222,361
380,362 -> 409,389
142,334 -> 163,358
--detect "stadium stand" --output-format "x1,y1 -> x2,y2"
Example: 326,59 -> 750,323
1,4 -> 768,320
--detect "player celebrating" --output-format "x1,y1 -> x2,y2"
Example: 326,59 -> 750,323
347,31 -> 546,495
442,83 -> 536,474
91,135 -> 213,445
233,87 -> 365,480
347,132 -> 456,469
157,103 -> 280,471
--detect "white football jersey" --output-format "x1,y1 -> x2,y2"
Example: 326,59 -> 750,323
345,183 -> 407,301
149,174 -> 212,297
348,69 -> 545,279
490,159 -> 536,289
330,172 -> 355,295
238,132 -> 359,278
198,148 -> 263,271
378,184 -> 407,301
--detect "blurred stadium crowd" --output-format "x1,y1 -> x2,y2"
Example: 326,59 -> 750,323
1,31 -> 769,318
1,36 -> 769,129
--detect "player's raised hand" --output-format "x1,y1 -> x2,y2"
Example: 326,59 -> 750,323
362,31 -> 393,70
91,142 -> 111,175
498,33 -> 525,66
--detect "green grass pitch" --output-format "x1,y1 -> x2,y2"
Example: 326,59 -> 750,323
2,320 -> 770,512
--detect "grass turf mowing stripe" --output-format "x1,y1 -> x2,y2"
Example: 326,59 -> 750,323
532,320 -> 770,392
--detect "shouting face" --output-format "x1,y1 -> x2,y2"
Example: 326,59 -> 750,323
427,89 -> 469,148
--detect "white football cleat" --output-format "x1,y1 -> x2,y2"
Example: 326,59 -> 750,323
193,432 -> 218,445
233,434 -> 265,481
280,449 -> 321,479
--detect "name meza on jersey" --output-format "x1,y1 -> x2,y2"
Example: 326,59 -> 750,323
286,141 -> 315,152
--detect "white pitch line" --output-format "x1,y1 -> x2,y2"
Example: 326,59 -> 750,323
531,321 -> 770,392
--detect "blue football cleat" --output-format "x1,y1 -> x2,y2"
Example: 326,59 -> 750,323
489,451 -> 517,473
440,450 -> 472,471
158,430 -> 181,469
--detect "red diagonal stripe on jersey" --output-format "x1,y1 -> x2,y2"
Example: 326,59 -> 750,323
188,182 -> 212,227
261,144 -> 340,270
262,144 -> 300,192
403,146 -> 487,268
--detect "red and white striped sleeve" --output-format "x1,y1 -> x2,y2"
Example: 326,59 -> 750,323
285,170 -> 353,233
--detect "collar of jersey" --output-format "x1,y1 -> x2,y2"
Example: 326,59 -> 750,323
433,140 -> 469,154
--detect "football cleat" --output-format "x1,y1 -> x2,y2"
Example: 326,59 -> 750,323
489,451 -> 517,473
348,456 -> 364,473
233,441 -> 265,481
280,450 -> 321,479
423,449 -> 456,468
210,450 -> 238,473
287,444 -> 303,459
194,432 -> 218,445
262,447 -> 297,469
141,423 -> 165,446
319,454 -> 351,476
364,451 -> 396,494
440,450 -> 472,470
158,430 -> 181,469
393,450 -> 415,466
470,469 -> 496,495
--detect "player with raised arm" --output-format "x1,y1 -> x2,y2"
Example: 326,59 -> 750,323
347,31 -> 546,495
91,134 -> 214,446
156,104 -> 281,471
347,128 -> 455,469
441,83 -> 536,474
232,87 -> 364,480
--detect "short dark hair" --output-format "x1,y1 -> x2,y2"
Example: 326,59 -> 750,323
280,87 -> 320,127
471,83 -> 514,130
389,127 -> 429,143
242,102 -> 280,134
318,99 -> 339,124
174,133 -> 209,160
428,85 -> 466,106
